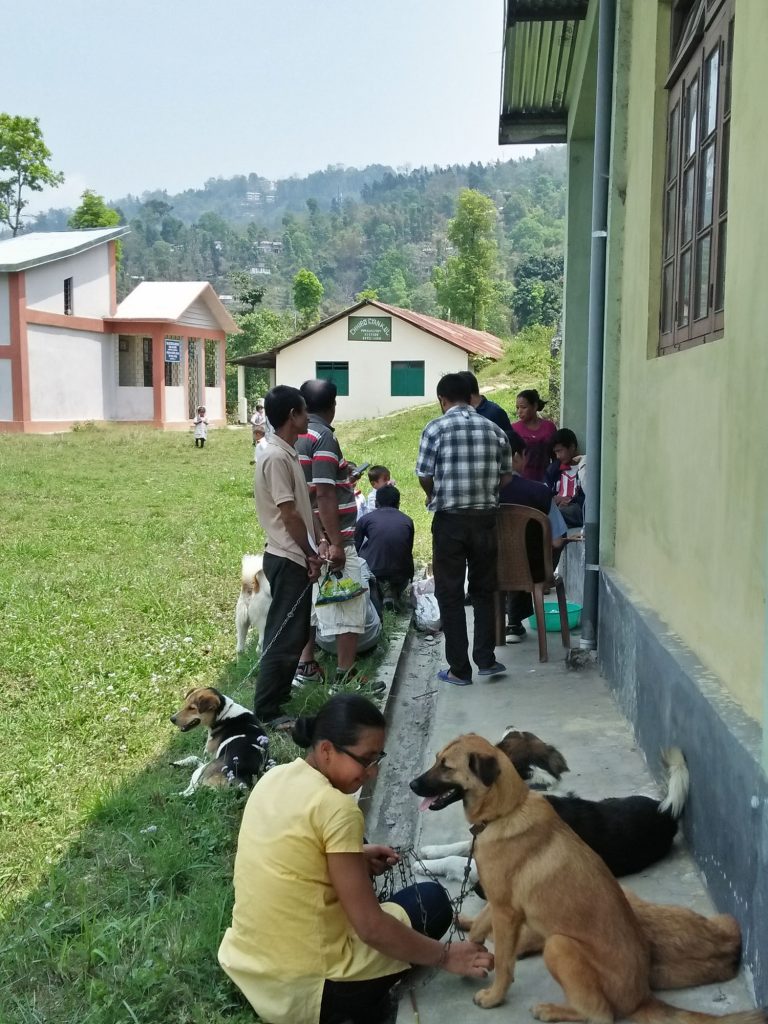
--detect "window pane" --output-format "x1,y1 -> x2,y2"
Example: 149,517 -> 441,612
703,45 -> 720,138
677,249 -> 691,327
715,220 -> 727,311
719,119 -> 730,216
664,185 -> 677,259
694,234 -> 711,320
685,76 -> 699,158
698,142 -> 716,229
662,263 -> 675,334
667,104 -> 680,183
681,166 -> 694,244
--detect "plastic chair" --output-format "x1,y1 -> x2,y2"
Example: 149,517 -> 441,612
495,504 -> 570,662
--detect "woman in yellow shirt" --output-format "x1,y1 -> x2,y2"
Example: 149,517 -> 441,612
218,694 -> 493,1024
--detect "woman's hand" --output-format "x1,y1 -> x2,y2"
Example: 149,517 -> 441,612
443,940 -> 494,978
363,844 -> 399,876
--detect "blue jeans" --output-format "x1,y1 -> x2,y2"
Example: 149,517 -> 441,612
319,882 -> 452,1024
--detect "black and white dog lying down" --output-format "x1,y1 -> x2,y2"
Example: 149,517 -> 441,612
417,731 -> 689,885
170,687 -> 272,796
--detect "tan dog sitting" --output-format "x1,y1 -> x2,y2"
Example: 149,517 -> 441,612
411,734 -> 762,1024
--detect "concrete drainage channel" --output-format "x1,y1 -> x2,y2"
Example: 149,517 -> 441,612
361,626 -> 441,846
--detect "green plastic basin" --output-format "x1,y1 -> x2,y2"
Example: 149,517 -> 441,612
528,601 -> 582,632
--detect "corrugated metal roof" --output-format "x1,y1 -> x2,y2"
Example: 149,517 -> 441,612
106,281 -> 238,333
0,227 -> 129,272
499,0 -> 588,144
229,300 -> 504,368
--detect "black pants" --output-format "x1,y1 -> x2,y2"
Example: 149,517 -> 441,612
319,882 -> 451,1024
194,437 -> 205,448
432,510 -> 498,680
253,553 -> 312,722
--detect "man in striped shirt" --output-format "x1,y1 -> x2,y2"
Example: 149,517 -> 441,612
294,379 -> 367,687
416,373 -> 513,685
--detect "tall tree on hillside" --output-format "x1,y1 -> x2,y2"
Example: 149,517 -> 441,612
0,114 -> 64,235
68,189 -> 121,230
69,189 -> 123,263
230,270 -> 265,312
293,268 -> 324,328
433,189 -> 499,330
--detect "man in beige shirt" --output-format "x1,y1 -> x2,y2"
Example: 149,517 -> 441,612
254,386 -> 322,727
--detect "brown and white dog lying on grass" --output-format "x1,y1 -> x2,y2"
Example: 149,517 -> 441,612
411,734 -> 756,1021
235,554 -> 272,654
170,687 -> 271,796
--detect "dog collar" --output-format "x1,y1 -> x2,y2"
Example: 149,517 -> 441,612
216,697 -> 251,723
469,822 -> 487,837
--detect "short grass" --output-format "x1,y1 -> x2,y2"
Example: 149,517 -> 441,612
0,349 -> 545,1023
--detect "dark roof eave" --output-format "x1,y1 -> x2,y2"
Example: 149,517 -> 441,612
506,0 -> 588,27
228,353 -> 277,368
499,112 -> 568,144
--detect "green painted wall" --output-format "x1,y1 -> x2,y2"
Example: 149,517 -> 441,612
603,0 -> 768,722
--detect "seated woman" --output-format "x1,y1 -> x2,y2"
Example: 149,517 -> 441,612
218,694 -> 492,1024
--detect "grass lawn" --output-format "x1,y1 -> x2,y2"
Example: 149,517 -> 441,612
0,368 -> 541,1022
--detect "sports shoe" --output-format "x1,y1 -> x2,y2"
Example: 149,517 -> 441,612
477,661 -> 507,677
506,623 -> 526,644
292,661 -> 324,690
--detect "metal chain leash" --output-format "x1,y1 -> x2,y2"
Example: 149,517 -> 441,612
373,838 -> 479,985
243,578 -> 315,681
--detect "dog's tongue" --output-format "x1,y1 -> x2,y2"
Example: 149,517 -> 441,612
419,796 -> 438,811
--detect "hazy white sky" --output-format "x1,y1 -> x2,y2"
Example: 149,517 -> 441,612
3,0 -> 539,213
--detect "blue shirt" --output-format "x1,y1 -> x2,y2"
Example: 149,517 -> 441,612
415,404 -> 512,512
354,507 -> 415,582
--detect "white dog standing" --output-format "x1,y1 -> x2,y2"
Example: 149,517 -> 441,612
235,554 -> 272,654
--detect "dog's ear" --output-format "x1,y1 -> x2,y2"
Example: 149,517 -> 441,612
196,690 -> 223,714
468,752 -> 501,788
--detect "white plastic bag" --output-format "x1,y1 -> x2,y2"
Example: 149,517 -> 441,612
414,592 -> 442,633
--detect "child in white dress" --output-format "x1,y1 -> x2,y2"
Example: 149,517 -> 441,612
193,406 -> 208,448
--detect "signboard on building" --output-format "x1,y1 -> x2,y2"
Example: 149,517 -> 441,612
348,316 -> 392,342
164,339 -> 181,362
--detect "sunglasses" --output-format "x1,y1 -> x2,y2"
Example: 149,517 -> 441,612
333,744 -> 387,770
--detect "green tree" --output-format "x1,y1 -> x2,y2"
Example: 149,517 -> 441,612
293,268 -> 324,328
0,114 -> 64,235
511,253 -> 563,329
69,189 -> 123,262
226,308 -> 293,412
68,189 -> 121,230
433,189 -> 499,330
230,270 -> 265,312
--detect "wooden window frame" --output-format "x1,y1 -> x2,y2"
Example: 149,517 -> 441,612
659,0 -> 733,356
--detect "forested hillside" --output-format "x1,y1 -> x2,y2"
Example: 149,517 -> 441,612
34,148 -> 566,338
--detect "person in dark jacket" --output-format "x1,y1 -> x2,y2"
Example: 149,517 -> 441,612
354,485 -> 414,611
544,427 -> 585,528
458,370 -> 513,439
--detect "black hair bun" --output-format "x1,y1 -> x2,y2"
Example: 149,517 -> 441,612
291,715 -> 317,748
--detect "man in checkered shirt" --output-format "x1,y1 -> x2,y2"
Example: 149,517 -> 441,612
416,373 -> 513,685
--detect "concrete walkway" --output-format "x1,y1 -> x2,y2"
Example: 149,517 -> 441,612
369,614 -> 759,1024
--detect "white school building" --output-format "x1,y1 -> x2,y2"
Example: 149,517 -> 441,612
230,300 -> 504,421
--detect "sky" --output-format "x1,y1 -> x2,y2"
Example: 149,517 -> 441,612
2,0 -> 541,215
